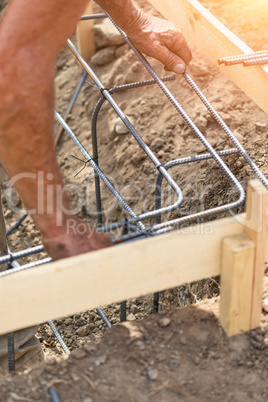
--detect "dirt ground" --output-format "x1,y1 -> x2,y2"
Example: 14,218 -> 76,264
0,0 -> 268,400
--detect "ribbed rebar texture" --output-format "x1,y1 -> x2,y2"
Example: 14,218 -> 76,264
80,13 -> 107,20
101,13 -> 245,211
183,71 -> 268,189
6,212 -> 28,237
243,57 -> 268,66
0,245 -> 44,267
96,308 -> 112,328
48,321 -> 70,354
218,50 -> 268,65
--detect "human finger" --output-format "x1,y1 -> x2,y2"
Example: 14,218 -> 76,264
157,44 -> 187,74
167,29 -> 192,66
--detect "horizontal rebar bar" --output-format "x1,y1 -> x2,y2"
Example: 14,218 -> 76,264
243,57 -> 268,66
218,50 -> 268,64
0,245 -> 44,267
80,13 -> 107,20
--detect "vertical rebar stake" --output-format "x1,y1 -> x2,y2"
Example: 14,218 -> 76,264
6,260 -> 15,372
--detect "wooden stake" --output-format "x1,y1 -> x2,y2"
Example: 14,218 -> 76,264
76,1 -> 96,62
244,180 -> 268,329
220,179 -> 268,336
220,233 -> 255,336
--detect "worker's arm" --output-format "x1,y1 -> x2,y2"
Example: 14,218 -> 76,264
0,0 -> 112,260
0,0 -> 191,260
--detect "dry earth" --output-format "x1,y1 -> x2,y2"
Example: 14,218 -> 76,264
0,0 -> 268,400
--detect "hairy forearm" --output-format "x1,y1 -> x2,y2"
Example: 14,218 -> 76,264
95,0 -> 141,28
0,0 -> 89,238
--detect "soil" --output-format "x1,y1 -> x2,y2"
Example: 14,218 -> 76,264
1,298 -> 268,402
0,0 -> 268,400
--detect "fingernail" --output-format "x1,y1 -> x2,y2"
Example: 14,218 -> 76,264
174,63 -> 185,74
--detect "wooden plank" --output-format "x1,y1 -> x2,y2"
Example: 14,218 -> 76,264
0,214 -> 246,335
148,0 -> 268,113
244,180 -> 268,329
219,233 -> 255,336
76,1 -> 96,62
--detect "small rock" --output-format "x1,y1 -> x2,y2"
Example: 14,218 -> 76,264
114,118 -> 129,135
195,115 -> 208,131
127,313 -> 136,321
91,47 -> 116,66
170,359 -> 180,370
64,318 -> 73,326
72,348 -> 87,360
132,152 -> 145,165
130,304 -> 139,314
76,324 -> 92,337
83,398 -> 93,402
263,299 -> 268,313
4,210 -> 12,219
151,138 -> 164,152
75,318 -> 85,326
95,355 -> 107,366
158,317 -> 171,328
71,373 -> 80,382
255,122 -> 267,133
190,62 -> 209,77
94,19 -> 125,49
147,369 -> 158,381
157,150 -> 165,158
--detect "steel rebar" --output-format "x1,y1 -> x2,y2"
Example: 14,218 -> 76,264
80,13 -> 107,20
0,245 -> 44,267
48,321 -> 70,354
54,70 -> 88,146
91,75 -> 176,228
243,57 -> 268,66
67,40 -> 185,223
218,50 -> 268,65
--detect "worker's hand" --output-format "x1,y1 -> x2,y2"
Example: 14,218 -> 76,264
126,12 -> 192,74
41,217 -> 113,260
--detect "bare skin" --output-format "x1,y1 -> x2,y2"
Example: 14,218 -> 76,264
0,0 -> 192,260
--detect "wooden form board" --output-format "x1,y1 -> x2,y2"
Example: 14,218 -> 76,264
148,0 -> 268,114
0,213 -> 248,335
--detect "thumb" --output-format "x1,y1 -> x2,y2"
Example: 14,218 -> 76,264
158,45 -> 186,74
